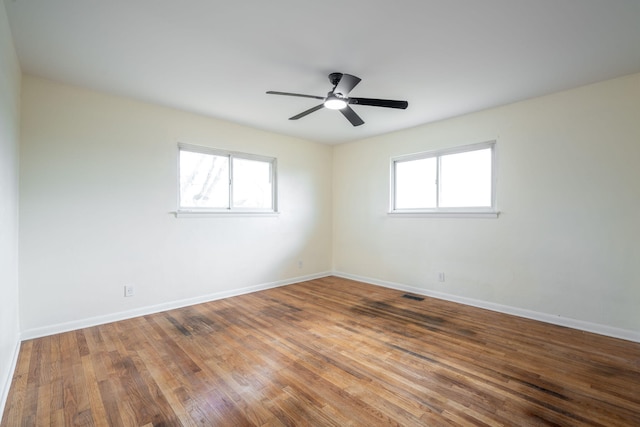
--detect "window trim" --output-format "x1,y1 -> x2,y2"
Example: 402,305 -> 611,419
389,141 -> 498,217
177,143 -> 278,215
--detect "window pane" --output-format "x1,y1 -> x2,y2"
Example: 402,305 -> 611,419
232,157 -> 273,209
395,157 -> 437,209
439,148 -> 492,207
179,151 -> 229,208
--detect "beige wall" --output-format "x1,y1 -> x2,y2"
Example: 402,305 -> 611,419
333,73 -> 640,336
12,61 -> 640,346
0,1 -> 22,413
19,76 -> 333,335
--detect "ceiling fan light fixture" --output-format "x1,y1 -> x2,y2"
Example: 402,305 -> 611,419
324,94 -> 347,110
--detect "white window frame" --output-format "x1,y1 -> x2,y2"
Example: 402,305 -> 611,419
177,143 -> 278,216
389,141 -> 498,218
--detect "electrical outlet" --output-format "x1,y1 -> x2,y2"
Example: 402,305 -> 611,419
124,285 -> 135,297
298,260 -> 303,269
438,272 -> 445,282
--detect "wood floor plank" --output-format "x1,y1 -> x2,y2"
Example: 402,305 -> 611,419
2,276 -> 639,426
81,355 -> 110,427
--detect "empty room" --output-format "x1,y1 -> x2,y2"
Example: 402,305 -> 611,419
1,1 -> 639,425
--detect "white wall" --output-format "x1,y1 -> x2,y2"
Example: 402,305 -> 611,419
333,74 -> 640,337
0,1 -> 22,415
19,76 -> 333,335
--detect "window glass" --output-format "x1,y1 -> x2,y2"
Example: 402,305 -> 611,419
179,151 -> 229,208
439,148 -> 492,208
232,157 -> 273,209
395,157 -> 437,209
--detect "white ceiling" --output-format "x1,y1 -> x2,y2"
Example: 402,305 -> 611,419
5,0 -> 640,144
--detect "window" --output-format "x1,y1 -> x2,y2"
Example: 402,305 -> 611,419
390,141 -> 497,216
178,143 -> 277,213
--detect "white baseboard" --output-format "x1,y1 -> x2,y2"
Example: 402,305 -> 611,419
333,271 -> 640,344
20,272 -> 332,341
0,337 -> 21,421
18,269 -> 640,344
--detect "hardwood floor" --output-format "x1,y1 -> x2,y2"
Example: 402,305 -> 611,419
2,276 -> 639,426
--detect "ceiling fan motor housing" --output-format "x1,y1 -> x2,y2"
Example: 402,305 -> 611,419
328,72 -> 343,87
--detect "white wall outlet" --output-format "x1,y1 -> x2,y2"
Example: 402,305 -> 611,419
124,284 -> 135,297
298,260 -> 303,269
438,272 -> 445,282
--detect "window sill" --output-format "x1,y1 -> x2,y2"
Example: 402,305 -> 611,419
174,210 -> 280,218
388,211 -> 499,219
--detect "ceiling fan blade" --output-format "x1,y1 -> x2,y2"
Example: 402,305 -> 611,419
333,73 -> 361,96
340,106 -> 364,126
289,104 -> 325,120
349,97 -> 408,109
267,91 -> 325,100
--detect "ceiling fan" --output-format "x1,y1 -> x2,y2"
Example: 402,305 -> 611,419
266,72 -> 408,127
